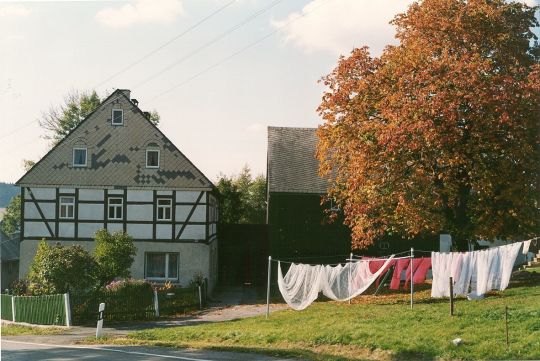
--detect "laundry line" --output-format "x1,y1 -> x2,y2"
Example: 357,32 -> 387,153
272,253 -> 408,267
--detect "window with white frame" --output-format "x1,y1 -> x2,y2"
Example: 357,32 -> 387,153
112,109 -> 123,125
73,148 -> 87,167
59,196 -> 75,219
108,197 -> 123,219
146,149 -> 160,168
145,252 -> 179,281
157,198 -> 172,221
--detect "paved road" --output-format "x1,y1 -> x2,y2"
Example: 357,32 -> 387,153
2,339 -> 295,361
2,286 -> 295,361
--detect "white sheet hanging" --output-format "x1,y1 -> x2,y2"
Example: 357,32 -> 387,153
522,240 -> 532,255
431,241 -> 525,298
277,256 -> 395,310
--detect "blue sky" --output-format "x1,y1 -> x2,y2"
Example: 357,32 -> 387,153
0,0 -> 538,184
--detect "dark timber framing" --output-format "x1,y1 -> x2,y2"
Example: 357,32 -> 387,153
23,236 -> 213,244
205,192 -> 209,241
20,187 -> 25,241
152,190 -> 157,239
26,187 -> 54,238
122,189 -> 127,233
176,191 -> 204,239
54,188 -> 59,238
171,190 -> 177,239
103,189 -> 108,229
75,188 -> 79,239
22,187 -> 214,243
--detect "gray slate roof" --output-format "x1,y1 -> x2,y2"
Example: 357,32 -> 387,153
18,90 -> 213,190
267,126 -> 329,194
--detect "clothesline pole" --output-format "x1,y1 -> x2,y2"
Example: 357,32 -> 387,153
410,248 -> 414,309
348,252 -> 353,305
266,256 -> 271,319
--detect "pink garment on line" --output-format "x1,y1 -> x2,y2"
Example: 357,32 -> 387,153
390,259 -> 410,290
403,257 -> 423,289
363,258 -> 396,287
413,257 -> 432,284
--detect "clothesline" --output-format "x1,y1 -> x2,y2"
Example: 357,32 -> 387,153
352,250 -> 412,259
271,259 -> 347,267
272,255 -> 413,267
346,256 -> 411,262
278,254 -> 351,261
272,236 -> 538,268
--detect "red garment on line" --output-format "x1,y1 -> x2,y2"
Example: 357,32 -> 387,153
404,257 -> 423,289
364,258 -> 396,287
413,257 -> 432,284
363,257 -> 432,290
390,259 -> 410,290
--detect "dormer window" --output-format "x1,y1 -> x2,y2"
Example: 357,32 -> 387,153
73,148 -> 87,167
146,149 -> 160,168
112,109 -> 123,125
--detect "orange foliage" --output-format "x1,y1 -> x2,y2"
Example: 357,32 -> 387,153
317,0 -> 540,249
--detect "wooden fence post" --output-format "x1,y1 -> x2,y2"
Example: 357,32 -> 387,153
449,277 -> 454,316
505,305 -> 509,351
198,286 -> 202,310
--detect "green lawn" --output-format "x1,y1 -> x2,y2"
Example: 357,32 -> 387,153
101,278 -> 540,361
1,323 -> 66,336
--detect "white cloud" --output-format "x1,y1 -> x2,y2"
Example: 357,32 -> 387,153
0,4 -> 30,18
96,0 -> 184,28
272,0 -> 414,56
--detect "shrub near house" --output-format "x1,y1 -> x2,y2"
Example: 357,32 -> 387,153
27,240 -> 97,295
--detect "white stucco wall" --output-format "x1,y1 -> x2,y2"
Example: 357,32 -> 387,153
19,239 -> 218,292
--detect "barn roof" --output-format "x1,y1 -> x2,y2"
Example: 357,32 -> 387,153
267,126 -> 329,194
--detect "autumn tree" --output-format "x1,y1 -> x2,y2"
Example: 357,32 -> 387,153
317,0 -> 540,250
39,89 -> 160,146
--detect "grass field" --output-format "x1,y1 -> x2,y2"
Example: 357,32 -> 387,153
524,266 -> 540,273
1,323 -> 65,336
113,275 -> 540,361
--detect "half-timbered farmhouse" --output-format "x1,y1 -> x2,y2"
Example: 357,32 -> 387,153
17,89 -> 218,290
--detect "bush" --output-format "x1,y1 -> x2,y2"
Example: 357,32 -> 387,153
189,271 -> 205,287
27,240 -> 98,295
10,279 -> 30,296
104,278 -> 153,294
94,229 -> 136,285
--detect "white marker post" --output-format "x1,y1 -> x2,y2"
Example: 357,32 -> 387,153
11,296 -> 16,322
96,303 -> 105,338
64,293 -> 72,327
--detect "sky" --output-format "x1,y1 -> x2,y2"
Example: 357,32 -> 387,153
0,0 -> 538,184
